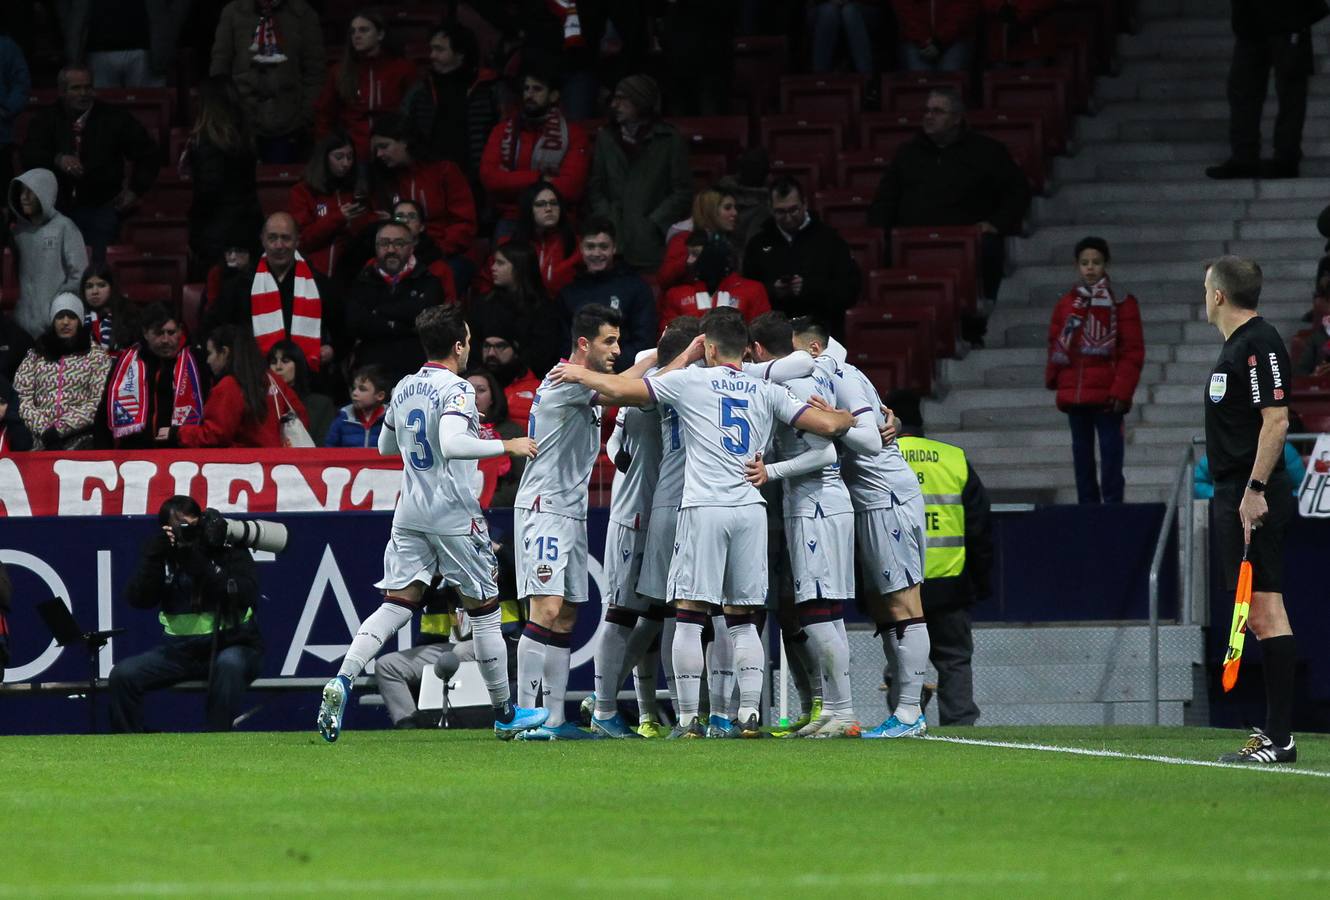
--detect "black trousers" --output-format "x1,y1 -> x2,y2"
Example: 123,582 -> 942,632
109,624 -> 263,733
1228,30 -> 1313,164
926,606 -> 980,726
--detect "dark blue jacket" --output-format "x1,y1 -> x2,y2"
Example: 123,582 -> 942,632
557,262 -> 657,372
324,402 -> 385,448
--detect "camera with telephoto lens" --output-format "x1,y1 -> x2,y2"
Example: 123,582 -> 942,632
198,508 -> 289,553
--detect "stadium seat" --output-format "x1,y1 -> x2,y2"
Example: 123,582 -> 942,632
123,282 -> 177,308
139,172 -> 194,219
844,306 -> 936,393
182,282 -> 206,337
108,252 -> 187,310
672,116 -> 751,163
690,153 -> 730,189
838,228 -> 886,291
258,166 -> 301,216
967,112 -> 1047,193
880,73 -> 968,114
1291,391 -> 1330,431
732,35 -> 789,114
383,9 -> 438,48
123,218 -> 190,255
98,88 -> 175,148
1,248 -> 15,307
811,189 -> 873,231
760,115 -> 847,161
770,157 -> 824,191
835,150 -> 892,192
982,69 -> 1069,155
859,114 -> 918,158
778,74 -> 864,121
1056,33 -> 1093,113
866,268 -> 961,358
889,226 -> 981,313
1051,1 -> 1118,74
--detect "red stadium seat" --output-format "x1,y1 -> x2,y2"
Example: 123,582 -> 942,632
108,252 -> 188,310
866,268 -> 961,358
983,69 -> 1069,155
123,283 -> 176,308
880,73 -> 968,114
139,172 -> 194,219
1056,34 -> 1093,113
890,226 -> 981,313
760,115 -> 846,161
1292,374 -> 1330,393
733,35 -> 789,114
1291,392 -> 1330,430
968,111 -> 1047,192
98,88 -> 174,148
182,283 -> 206,338
690,153 -> 731,190
770,157 -> 824,190
812,189 -> 873,231
673,116 -> 750,159
844,306 -> 936,393
836,150 -> 891,192
859,114 -> 918,157
838,228 -> 885,291
778,74 -> 864,121
123,218 -> 190,255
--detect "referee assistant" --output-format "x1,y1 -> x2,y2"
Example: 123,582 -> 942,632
1203,256 -> 1298,764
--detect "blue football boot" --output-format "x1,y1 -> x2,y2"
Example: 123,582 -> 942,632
316,675 -> 352,743
861,714 -> 927,739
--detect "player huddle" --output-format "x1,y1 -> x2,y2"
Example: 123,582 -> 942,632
317,301 -> 932,742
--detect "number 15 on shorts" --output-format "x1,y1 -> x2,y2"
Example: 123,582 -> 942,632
535,536 -> 559,560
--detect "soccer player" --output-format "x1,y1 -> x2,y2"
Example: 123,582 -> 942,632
791,317 -> 933,739
317,305 -> 545,742
554,310 -> 854,738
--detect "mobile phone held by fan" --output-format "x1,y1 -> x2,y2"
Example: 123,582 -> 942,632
1221,542 -> 1253,692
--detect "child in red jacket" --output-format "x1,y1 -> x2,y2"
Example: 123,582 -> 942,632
1045,236 -> 1145,504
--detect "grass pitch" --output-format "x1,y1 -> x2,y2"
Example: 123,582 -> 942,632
4,726 -> 1330,898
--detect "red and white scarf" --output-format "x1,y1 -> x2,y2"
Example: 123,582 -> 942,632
546,0 -> 584,49
376,254 -> 417,287
251,252 -> 322,371
500,108 -> 570,175
107,345 -> 205,439
249,0 -> 287,63
86,309 -> 114,349
1051,276 -> 1122,365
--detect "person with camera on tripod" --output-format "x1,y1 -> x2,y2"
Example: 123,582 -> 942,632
108,495 -> 264,733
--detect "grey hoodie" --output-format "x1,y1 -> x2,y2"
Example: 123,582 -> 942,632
8,169 -> 88,339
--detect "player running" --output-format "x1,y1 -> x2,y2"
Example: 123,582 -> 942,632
555,310 -> 853,738
317,305 -> 545,742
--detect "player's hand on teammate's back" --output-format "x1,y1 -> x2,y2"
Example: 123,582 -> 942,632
503,437 -> 538,459
879,406 -> 898,446
550,363 -> 585,384
744,453 -> 769,486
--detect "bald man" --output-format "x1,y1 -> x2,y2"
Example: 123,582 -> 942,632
205,212 -> 343,376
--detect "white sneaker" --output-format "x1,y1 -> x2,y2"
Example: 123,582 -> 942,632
795,711 -> 834,737
809,717 -> 863,739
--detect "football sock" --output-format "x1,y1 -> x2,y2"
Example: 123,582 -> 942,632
707,615 -> 736,719
542,631 -> 572,727
516,623 -> 551,709
635,638 -> 661,723
672,610 -> 707,724
726,613 -> 764,723
889,617 -> 930,725
593,607 -> 637,719
1260,634 -> 1297,746
804,603 -> 853,717
785,627 -> 819,713
622,609 -> 664,691
468,602 -> 511,709
338,601 -> 413,681
660,614 -> 677,706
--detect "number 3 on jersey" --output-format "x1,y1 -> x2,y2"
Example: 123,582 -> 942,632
720,397 -> 751,455
405,408 -> 435,470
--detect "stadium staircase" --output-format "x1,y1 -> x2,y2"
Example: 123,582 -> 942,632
924,0 -> 1330,505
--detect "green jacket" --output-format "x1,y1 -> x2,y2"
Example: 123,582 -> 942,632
587,121 -> 693,270
209,0 -> 326,138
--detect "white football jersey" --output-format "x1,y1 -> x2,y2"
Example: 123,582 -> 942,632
608,402 -> 663,529
774,366 -> 854,517
644,364 -> 808,509
514,374 -> 601,519
384,363 -> 485,535
830,358 -> 922,511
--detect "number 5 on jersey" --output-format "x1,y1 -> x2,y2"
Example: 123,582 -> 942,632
720,397 -> 751,455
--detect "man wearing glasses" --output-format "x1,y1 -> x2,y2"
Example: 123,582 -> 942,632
480,329 -> 542,427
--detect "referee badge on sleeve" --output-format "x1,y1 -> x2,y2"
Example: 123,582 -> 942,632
1208,373 -> 1227,403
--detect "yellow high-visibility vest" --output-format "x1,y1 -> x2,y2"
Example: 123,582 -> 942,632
898,436 -> 968,579
421,600 -> 522,638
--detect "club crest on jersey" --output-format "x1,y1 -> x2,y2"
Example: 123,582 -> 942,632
621,548 -> 631,561
891,528 -> 901,542
1209,373 -> 1227,403
536,564 -> 553,584
807,540 -> 817,553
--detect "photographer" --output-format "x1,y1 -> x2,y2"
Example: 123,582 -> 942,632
108,496 -> 263,733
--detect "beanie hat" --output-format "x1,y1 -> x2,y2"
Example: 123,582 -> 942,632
50,292 -> 84,322
615,74 -> 660,116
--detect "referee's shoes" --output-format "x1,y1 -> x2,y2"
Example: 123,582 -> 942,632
1219,729 -> 1297,764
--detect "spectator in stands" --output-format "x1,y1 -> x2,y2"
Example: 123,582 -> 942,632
661,231 -> 770,331
314,10 -> 418,162
205,225 -> 261,311
480,66 -> 591,237
210,0 -> 325,164
468,366 -> 525,507
587,75 -> 693,271
716,147 -> 774,252
324,363 -> 388,448
19,65 -> 160,258
0,373 -> 34,453
474,181 -> 582,297
80,263 -> 139,353
290,130 -> 376,279
381,199 -> 458,301
660,0 -> 738,115
184,76 -> 264,277
8,168 -> 87,338
1207,0 -> 1327,180
60,0 -> 178,88
559,218 -> 656,370
0,33 -> 30,191
369,112 -> 477,288
868,86 -> 1029,343
344,219 -> 446,384
97,303 -> 207,450
110,495 -> 264,733
268,338 -> 335,446
401,22 -> 502,177
1292,258 -> 1330,377
479,324 -> 541,427
892,0 -> 982,72
657,186 -> 743,291
208,212 -> 340,380
0,311 -> 33,381
1045,237 -> 1144,505
808,1 -> 884,87
13,293 -> 113,450
178,324 -> 306,448
468,241 -> 564,379
744,176 -> 861,338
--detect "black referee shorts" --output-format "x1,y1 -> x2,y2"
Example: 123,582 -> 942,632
1212,472 -> 1293,594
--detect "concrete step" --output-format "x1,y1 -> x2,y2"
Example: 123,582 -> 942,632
967,443 -> 1190,467
997,320 -> 1183,349
1003,259 -> 1313,290
929,427 -> 1069,449
1112,117 -> 1330,142
1050,483 -> 1180,504
977,463 -> 1181,489
972,361 -> 1168,389
1128,424 -> 1206,445
1162,360 -> 1219,383
1118,33 -> 1237,59
953,404 -> 1144,429
1175,343 -> 1222,363
1098,74 -> 1330,103
1054,158 -> 1330,183
1152,383 -> 1205,404
1011,238 -> 1223,266
1141,403 -> 1204,425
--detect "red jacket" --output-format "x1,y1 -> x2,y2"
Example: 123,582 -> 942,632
504,368 -> 541,428
384,160 -> 477,256
478,115 -> 591,221
314,56 -> 419,159
1045,286 -> 1145,411
177,373 -> 308,448
472,229 -> 582,297
655,231 -> 692,292
290,181 -> 375,277
659,273 -> 771,334
892,0 -> 983,46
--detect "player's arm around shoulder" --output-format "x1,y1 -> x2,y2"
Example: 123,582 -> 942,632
790,393 -> 855,439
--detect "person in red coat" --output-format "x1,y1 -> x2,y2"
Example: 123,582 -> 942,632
1045,237 -> 1145,504
177,324 -> 308,449
314,11 -> 419,160
472,181 -> 582,297
659,232 -> 770,333
892,0 -> 983,71
656,186 -> 742,291
290,130 -> 378,278
478,67 -> 591,235
370,112 -> 477,288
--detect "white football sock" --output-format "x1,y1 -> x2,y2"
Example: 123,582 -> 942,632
890,619 -> 930,725
338,602 -> 413,681
593,617 -> 633,719
806,619 -> 853,717
542,640 -> 571,727
516,628 -> 547,708
672,619 -> 705,724
468,606 -> 510,706
706,615 -> 735,719
728,621 -> 764,723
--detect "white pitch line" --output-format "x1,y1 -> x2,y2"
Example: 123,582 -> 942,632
923,734 -> 1330,778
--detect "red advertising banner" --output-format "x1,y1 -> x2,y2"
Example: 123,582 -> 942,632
0,450 -> 404,517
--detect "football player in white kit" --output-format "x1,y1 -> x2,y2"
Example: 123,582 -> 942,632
791,318 -> 932,738
553,311 -> 854,738
317,305 -> 546,742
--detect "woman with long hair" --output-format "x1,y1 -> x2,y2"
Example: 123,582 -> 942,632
472,180 -> 581,297
185,75 -> 263,276
80,264 -> 139,353
315,10 -> 418,160
13,293 -> 112,450
656,186 -> 742,290
267,338 -> 335,446
290,130 -> 377,277
178,325 -> 306,448
468,241 -> 564,379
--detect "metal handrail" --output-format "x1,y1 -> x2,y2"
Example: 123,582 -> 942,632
1148,445 -> 1195,725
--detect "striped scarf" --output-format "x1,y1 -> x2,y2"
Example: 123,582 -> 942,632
1051,277 -> 1121,365
107,345 -> 205,439
499,108 -> 570,175
249,0 -> 287,63
250,252 -> 322,371
546,0 -> 584,49
86,310 -> 114,350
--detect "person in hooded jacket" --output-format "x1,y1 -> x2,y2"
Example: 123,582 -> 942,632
8,169 -> 87,338
13,293 -> 112,449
